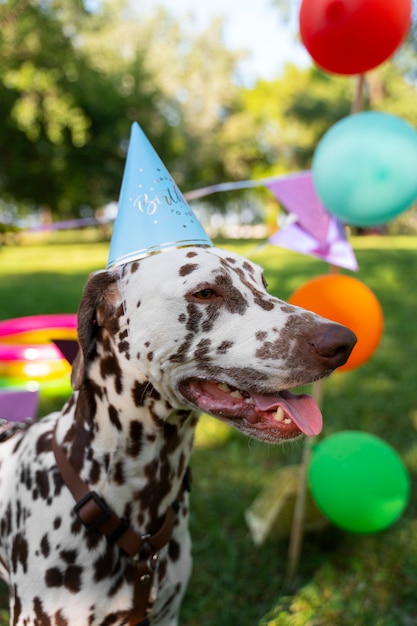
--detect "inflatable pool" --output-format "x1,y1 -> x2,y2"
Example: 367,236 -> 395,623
0,314 -> 77,391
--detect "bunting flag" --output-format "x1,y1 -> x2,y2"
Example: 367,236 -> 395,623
266,171 -> 330,245
264,171 -> 357,270
183,170 -> 357,270
269,216 -> 358,271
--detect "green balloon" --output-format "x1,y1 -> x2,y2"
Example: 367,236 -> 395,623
308,431 -> 410,533
312,112 -> 417,227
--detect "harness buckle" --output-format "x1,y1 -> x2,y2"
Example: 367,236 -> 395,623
140,533 -> 152,555
73,491 -> 111,531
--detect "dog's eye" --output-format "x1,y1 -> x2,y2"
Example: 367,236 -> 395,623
192,288 -> 219,300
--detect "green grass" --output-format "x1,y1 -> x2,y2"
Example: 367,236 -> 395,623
1,233 -> 417,625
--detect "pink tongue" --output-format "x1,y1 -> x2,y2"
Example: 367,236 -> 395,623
253,390 -> 323,437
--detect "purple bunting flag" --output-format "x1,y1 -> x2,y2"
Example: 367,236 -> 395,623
269,216 -> 358,271
267,171 -> 330,245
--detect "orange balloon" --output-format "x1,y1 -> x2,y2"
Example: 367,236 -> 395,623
289,274 -> 383,372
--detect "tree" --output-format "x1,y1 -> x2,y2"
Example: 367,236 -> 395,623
122,7 -> 243,192
232,58 -> 417,179
0,0 -> 163,216
0,1 -> 246,218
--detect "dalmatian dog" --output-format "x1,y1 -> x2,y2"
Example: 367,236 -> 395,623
0,246 -> 356,625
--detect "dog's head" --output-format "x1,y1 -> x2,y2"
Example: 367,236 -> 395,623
72,247 -> 356,443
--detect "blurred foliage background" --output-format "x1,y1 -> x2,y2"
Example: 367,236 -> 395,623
1,0 -> 417,227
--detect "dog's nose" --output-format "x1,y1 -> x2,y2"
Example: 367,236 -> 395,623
311,323 -> 357,369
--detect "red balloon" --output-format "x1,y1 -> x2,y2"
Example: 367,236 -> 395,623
299,0 -> 412,75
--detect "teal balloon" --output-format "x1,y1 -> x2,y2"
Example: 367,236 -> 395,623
308,431 -> 410,533
312,112 -> 417,226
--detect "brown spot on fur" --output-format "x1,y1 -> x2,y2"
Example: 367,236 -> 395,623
100,354 -> 123,394
35,470 -> 50,500
33,596 -> 51,624
127,421 -> 143,457
200,304 -> 222,332
168,333 -> 194,363
11,533 -> 28,574
216,340 -> 234,354
45,567 -> 62,587
185,303 -> 203,333
20,465 -> 32,491
179,263 -> 199,277
228,263 -> 274,311
54,610 -> 69,626
89,459 -> 101,485
254,294 -> 275,311
255,313 -> 301,361
243,261 -> 255,274
60,549 -> 77,564
214,273 -> 248,315
194,338 -> 211,363
70,516 -> 83,536
131,380 -> 160,406
108,405 -> 122,431
36,431 -> 52,455
168,538 -> 181,562
41,534 -> 50,557
118,340 -> 130,359
12,586 -> 22,624
113,461 -> 125,484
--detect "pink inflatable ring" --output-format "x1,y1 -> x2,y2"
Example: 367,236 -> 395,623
0,314 -> 77,389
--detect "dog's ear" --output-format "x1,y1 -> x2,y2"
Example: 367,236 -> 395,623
71,269 -> 123,390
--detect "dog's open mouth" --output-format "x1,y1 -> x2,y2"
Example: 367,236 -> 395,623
179,379 -> 322,442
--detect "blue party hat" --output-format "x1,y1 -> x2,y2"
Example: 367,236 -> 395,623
107,122 -> 213,268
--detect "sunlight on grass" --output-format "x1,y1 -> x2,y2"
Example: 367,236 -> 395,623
194,414 -> 231,448
351,234 -> 417,250
0,242 -> 108,274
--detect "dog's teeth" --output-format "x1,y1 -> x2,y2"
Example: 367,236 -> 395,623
274,407 -> 285,422
231,390 -> 243,399
218,383 -> 231,393
284,418 -> 292,425
245,397 -> 254,405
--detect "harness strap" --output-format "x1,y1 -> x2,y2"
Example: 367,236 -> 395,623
52,423 -> 187,626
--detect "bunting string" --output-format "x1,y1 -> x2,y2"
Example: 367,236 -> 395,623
20,170 -> 358,271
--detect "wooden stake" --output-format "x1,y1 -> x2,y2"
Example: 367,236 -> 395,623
285,378 -> 324,584
351,74 -> 365,115
285,71 -> 365,585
